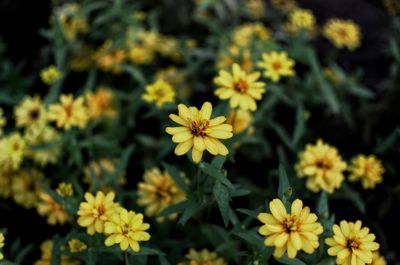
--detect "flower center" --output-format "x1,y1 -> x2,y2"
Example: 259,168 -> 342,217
189,120 -> 209,137
97,204 -> 106,216
272,62 -> 282,71
154,88 -> 166,99
337,28 -> 348,38
283,216 -> 299,232
347,238 -> 361,250
65,104 -> 74,117
122,224 -> 130,235
234,79 -> 248,94
29,108 -> 41,121
315,159 -> 331,170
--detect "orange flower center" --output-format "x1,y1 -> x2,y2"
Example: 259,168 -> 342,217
97,204 -> 106,216
283,215 -> 299,232
64,104 -> 74,117
234,79 -> 248,94
347,238 -> 361,250
315,159 -> 332,170
337,28 -> 348,38
190,120 -> 209,137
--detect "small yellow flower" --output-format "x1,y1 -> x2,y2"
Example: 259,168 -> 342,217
0,108 -> 6,136
56,182 -> 74,197
257,51 -> 295,82
0,233 -> 4,261
128,46 -> 155,64
40,65 -> 62,85
371,251 -> 387,265
295,139 -> 347,193
232,23 -> 270,47
14,95 -> 46,128
258,198 -> 323,259
85,87 -> 117,119
95,41 -> 126,74
104,208 -> 151,252
12,169 -> 42,209
245,0 -> 266,19
77,191 -> 120,235
178,249 -> 227,265
325,220 -> 380,265
227,109 -> 253,134
214,64 -> 266,111
68,239 -> 87,253
56,3 -> 89,42
83,159 -> 126,191
142,79 -> 176,107
166,102 -> 233,163
137,168 -> 186,221
37,192 -> 68,225
156,67 -> 190,100
47,94 -> 89,130
270,0 -> 297,12
35,240 -> 80,265
323,19 -> 361,50
0,133 -> 26,170
349,155 -> 384,189
289,8 -> 316,31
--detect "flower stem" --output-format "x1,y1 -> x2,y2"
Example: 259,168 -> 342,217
124,251 -> 129,265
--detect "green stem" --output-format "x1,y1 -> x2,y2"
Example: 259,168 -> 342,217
124,251 -> 129,265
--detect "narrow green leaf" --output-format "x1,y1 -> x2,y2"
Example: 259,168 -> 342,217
275,256 -> 306,265
317,192 -> 329,218
158,200 -> 190,217
162,162 -> 189,192
213,182 -> 231,227
374,127 -> 400,154
291,105 -> 305,148
199,162 -> 234,189
278,164 -> 292,202
178,199 -> 200,225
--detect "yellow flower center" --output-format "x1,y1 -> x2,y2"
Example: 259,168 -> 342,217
315,159 -> 332,170
347,238 -> 361,250
97,204 -> 106,216
234,79 -> 249,93
154,88 -> 166,99
189,120 -> 209,137
283,215 -> 299,232
337,28 -> 348,38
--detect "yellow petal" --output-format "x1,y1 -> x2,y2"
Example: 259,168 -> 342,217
192,149 -> 203,163
174,139 -> 193,156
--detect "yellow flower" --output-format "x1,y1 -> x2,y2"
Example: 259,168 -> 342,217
37,191 -> 68,225
0,233 -> 4,261
257,51 -> 295,82
142,79 -> 176,107
83,159 -> 126,191
104,208 -> 151,252
128,46 -> 155,64
70,45 -> 96,72
289,8 -> 316,31
56,3 -> 89,42
295,139 -> 347,193
178,249 -> 227,265
214,64 -> 266,111
12,169 -> 42,209
0,108 -> 7,136
85,87 -> 117,119
47,94 -> 89,130
40,65 -> 62,85
156,67 -> 190,99
35,240 -> 80,265
325,220 -> 380,265
165,102 -> 233,163
371,251 -> 387,265
77,191 -> 120,235
137,168 -> 186,221
323,19 -> 361,50
349,154 -> 384,189
68,239 -> 87,253
232,23 -> 270,47
0,166 -> 13,198
0,133 -> 26,170
56,182 -> 74,197
270,0 -> 297,12
245,0 -> 266,19
95,41 -> 126,74
14,95 -> 46,128
227,109 -> 253,134
258,198 -> 323,259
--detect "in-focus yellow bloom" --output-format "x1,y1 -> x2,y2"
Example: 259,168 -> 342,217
47,94 -> 89,130
11,169 -> 42,209
37,192 -> 68,225
295,139 -> 347,193
178,249 -> 227,265
0,133 -> 26,170
325,220 -> 380,265
257,51 -> 295,82
0,108 -> 6,136
142,79 -> 176,107
85,87 -> 117,119
166,102 -> 233,163
289,8 -> 316,31
258,198 -> 323,259
68,239 -> 87,253
14,95 -> 46,128
56,182 -> 74,197
104,208 -> 151,252
323,19 -> 361,50
214,64 -> 266,111
371,251 -> 387,265
137,168 -> 186,221
40,65 -> 62,85
227,109 -> 253,134
0,233 -> 4,261
34,240 -> 80,265
77,191 -> 120,235
349,155 -> 384,189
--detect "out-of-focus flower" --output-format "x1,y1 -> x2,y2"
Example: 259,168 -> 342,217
83,159 -> 126,191
257,51 -> 295,82
258,198 -> 323,258
40,65 -> 62,85
371,251 -> 387,265
0,108 -> 6,136
12,169 -> 42,209
166,102 -> 233,163
34,240 -> 80,265
295,139 -> 347,193
56,3 -> 89,42
216,45 -> 254,72
104,208 -> 151,252
137,168 -> 186,221
0,166 -> 13,198
0,133 -> 26,170
142,79 -> 175,108
0,233 -> 4,261
37,192 -> 68,225
326,220 -> 380,265
349,155 -> 384,189
270,0 -> 297,12
47,94 -> 89,130
214,63 -> 266,111
85,87 -> 117,120
323,18 -> 361,50
289,8 -> 316,31
156,67 -> 190,100
14,95 -> 46,128
245,0 -> 266,19
68,239 -> 87,253
128,45 -> 154,64
70,45 -> 96,72
95,41 -> 126,74
56,182 -> 74,197
227,109 -> 253,134
178,249 -> 227,265
383,0 -> 400,16
232,23 -> 270,48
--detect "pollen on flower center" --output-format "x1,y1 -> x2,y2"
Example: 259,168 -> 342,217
29,108 -> 40,120
65,104 -> 74,117
272,62 -> 282,70
283,216 -> 299,232
316,159 -> 332,170
97,204 -> 106,216
347,238 -> 361,250
122,224 -> 130,235
234,79 -> 248,93
189,120 -> 209,137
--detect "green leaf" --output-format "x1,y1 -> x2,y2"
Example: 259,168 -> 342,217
317,192 -> 329,218
236,208 -> 259,219
291,105 -> 305,148
162,162 -> 189,192
158,200 -> 190,217
349,85 -> 374,99
129,247 -> 166,256
278,164 -> 292,203
315,257 -> 336,265
374,127 -> 400,154
234,230 -> 264,250
50,235 -> 61,265
178,199 -> 201,225
199,162 -> 234,189
121,64 -> 147,86
334,184 -> 366,213
211,156 -> 226,169
275,256 -> 306,265
213,181 -> 231,227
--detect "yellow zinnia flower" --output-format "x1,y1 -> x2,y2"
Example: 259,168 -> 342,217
289,8 -> 316,31
77,191 -> 120,235
104,208 -> 151,252
295,139 -> 347,193
85,87 -> 117,120
0,233 -> 4,261
40,65 -> 62,85
37,192 -> 68,225
323,19 -> 361,50
142,79 -> 176,108
56,3 -> 89,42
35,240 -> 80,265
257,198 -> 323,259
178,249 -> 227,265
47,94 -> 89,130
325,220 -> 380,265
83,159 -> 126,192
56,182 -> 74,197
349,154 -> 384,189
11,169 -> 42,209
165,102 -> 233,163
232,23 -> 270,48
0,133 -> 26,170
68,239 -> 87,253
14,95 -> 46,128
227,109 -> 253,134
371,251 -> 387,265
214,64 -> 266,111
257,51 -> 295,82
137,167 -> 186,221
